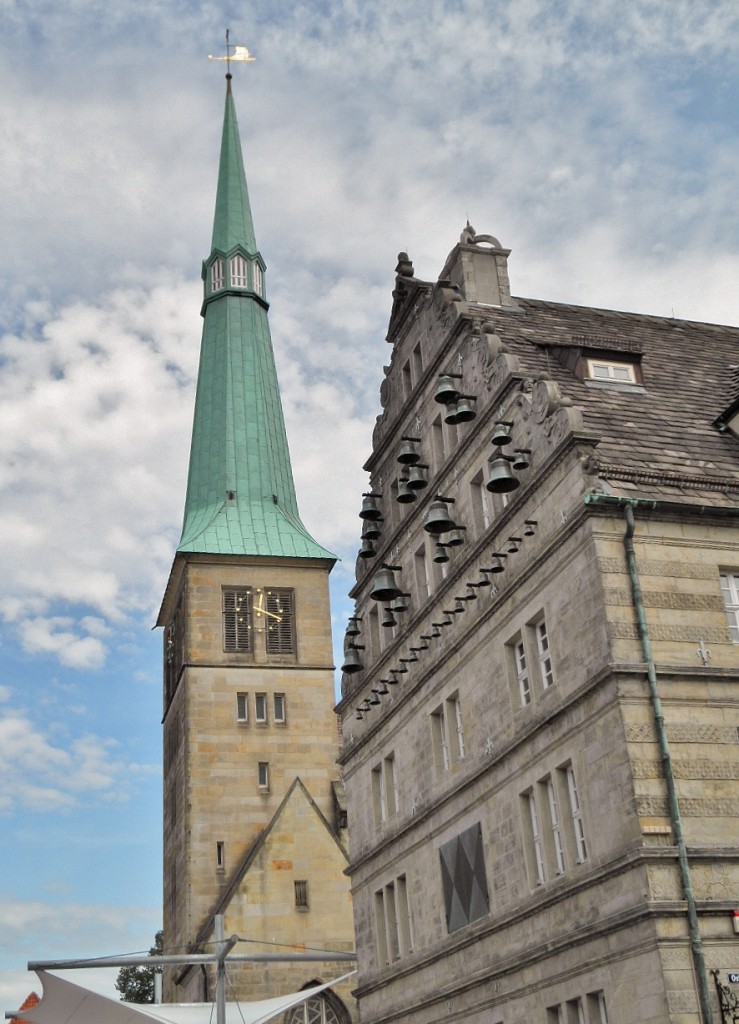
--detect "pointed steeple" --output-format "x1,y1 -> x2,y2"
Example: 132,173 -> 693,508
177,77 -> 334,561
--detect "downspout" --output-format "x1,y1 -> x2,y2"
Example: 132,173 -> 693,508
621,501 -> 713,1024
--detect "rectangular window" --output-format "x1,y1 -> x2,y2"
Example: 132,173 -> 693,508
372,754 -> 398,824
230,254 -> 248,287
401,361 -> 412,400
431,414 -> 445,473
257,762 -> 269,789
371,764 -> 384,826
252,261 -> 263,296
414,543 -> 431,601
526,790 -> 546,885
236,692 -> 248,722
536,618 -> 555,688
273,692 -> 286,723
255,692 -> 267,723
223,588 -> 252,652
586,358 -> 637,383
216,841 -> 225,870
374,889 -> 389,965
587,992 -> 609,1024
514,639 -> 531,705
471,470 -> 492,532
566,998 -> 586,1024
431,705 -> 450,772
396,874 -> 413,954
294,879 -> 309,909
211,258 -> 225,292
547,1007 -> 564,1024
448,694 -> 465,761
265,589 -> 296,655
563,763 -> 588,863
412,342 -> 423,384
545,776 -> 566,874
720,572 -> 739,642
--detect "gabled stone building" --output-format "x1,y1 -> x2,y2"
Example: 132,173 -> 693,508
337,227 -> 739,1024
156,75 -> 355,1019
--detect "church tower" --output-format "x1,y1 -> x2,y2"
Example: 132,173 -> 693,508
157,73 -> 354,1016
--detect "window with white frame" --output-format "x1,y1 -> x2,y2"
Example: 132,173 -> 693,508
294,879 -> 309,909
545,776 -> 566,875
720,571 -> 739,642
547,1006 -> 564,1024
273,692 -> 286,723
414,543 -> 431,601
431,705 -> 450,772
536,617 -> 555,688
257,761 -> 269,789
586,358 -> 637,383
514,638 -> 530,705
230,253 -> 248,287
255,692 -> 268,724
587,992 -> 609,1024
470,470 -> 492,532
236,692 -> 248,723
563,763 -> 588,863
252,261 -> 263,295
211,257 -> 225,292
524,789 -> 546,886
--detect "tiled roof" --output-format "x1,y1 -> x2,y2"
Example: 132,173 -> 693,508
489,297 -> 739,503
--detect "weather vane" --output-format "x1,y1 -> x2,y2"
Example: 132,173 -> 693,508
208,28 -> 255,73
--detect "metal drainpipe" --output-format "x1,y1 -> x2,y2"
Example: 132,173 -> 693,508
622,502 -> 713,1024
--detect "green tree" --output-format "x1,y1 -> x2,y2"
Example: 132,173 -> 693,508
115,931 -> 163,1003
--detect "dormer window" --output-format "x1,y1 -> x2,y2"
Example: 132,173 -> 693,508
586,358 -> 637,384
231,254 -> 248,288
252,261 -> 263,296
211,258 -> 225,292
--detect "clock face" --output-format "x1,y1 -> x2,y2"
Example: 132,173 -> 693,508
253,587 -> 284,627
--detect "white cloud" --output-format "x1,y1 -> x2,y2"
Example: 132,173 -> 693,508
0,708 -> 153,813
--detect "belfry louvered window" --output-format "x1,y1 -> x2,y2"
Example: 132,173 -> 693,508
252,261 -> 263,296
230,254 -> 248,287
265,589 -> 295,654
211,257 -> 225,292
223,588 -> 252,652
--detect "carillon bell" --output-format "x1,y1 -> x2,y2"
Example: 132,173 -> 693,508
341,646 -> 364,674
430,625 -> 443,638
358,537 -> 376,559
381,609 -> 398,628
355,708 -> 364,720
524,519 -> 537,537
423,497 -> 456,535
445,395 -> 476,424
512,448 -> 531,471
376,680 -> 390,695
484,553 -> 507,573
491,421 -> 513,446
507,536 -> 522,554
445,526 -> 467,547
486,456 -> 520,493
370,565 -> 403,602
362,520 -> 382,541
392,593 -> 411,614
397,477 -> 417,503
345,616 -> 361,636
407,464 -> 429,490
381,676 -> 398,687
433,542 -> 450,563
369,691 -> 381,706
359,493 -> 383,520
397,438 -> 421,465
434,374 -> 461,405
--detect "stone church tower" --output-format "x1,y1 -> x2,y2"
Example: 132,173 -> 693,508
157,75 -> 355,1019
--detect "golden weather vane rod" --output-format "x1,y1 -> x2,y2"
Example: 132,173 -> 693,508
208,28 -> 256,72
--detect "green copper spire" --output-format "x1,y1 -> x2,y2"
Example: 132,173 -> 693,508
177,78 -> 334,561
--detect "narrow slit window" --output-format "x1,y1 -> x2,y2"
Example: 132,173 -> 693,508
258,762 -> 269,789
211,257 -> 225,292
274,692 -> 286,723
236,692 -> 248,722
216,841 -> 225,870
252,261 -> 263,295
294,879 -> 309,909
720,572 -> 739,642
255,692 -> 267,723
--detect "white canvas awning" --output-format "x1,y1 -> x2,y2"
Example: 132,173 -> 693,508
13,970 -> 356,1024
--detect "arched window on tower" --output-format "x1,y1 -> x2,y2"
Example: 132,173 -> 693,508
211,258 -> 225,292
231,254 -> 248,287
252,261 -> 263,296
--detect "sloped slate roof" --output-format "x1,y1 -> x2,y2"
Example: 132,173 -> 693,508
483,296 -> 739,502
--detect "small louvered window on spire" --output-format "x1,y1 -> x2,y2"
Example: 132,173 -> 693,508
231,254 -> 248,287
223,588 -> 252,652
265,589 -> 295,654
211,258 -> 225,292
252,261 -> 263,296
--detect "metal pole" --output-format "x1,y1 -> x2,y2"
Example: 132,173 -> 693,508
215,915 -> 226,1024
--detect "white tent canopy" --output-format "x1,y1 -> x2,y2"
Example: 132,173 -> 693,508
13,971 -> 355,1024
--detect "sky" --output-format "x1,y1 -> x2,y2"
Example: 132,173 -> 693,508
1,0 -> 738,1010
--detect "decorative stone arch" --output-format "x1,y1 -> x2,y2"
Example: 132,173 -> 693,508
283,980 -> 351,1024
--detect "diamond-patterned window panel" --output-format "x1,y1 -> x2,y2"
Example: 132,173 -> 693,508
439,822 -> 490,933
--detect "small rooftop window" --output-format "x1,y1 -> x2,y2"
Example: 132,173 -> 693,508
587,359 -> 637,383
586,358 -> 637,384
